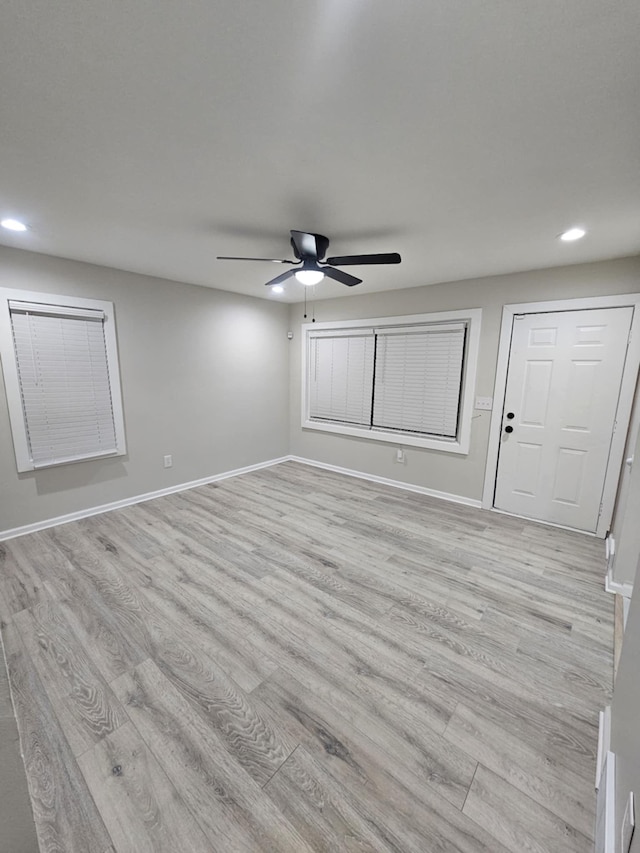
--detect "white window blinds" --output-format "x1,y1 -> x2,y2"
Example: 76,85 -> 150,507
309,330 -> 374,426
9,301 -> 120,468
372,323 -> 466,437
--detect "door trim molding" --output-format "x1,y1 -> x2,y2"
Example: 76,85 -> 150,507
482,293 -> 640,537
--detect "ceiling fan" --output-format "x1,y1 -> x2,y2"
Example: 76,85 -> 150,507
217,229 -> 401,288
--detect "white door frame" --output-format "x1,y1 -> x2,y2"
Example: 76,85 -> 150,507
482,293 -> 640,537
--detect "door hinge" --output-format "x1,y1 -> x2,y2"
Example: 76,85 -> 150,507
514,314 -> 525,319
598,500 -> 604,519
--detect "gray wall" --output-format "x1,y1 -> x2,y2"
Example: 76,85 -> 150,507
2,249 -> 640,539
0,247 -> 290,533
289,257 -> 640,503
612,576 -> 640,853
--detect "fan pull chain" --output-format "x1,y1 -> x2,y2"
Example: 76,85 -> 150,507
302,286 -> 316,321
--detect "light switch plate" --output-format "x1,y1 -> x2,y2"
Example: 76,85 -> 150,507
622,791 -> 635,853
474,396 -> 493,411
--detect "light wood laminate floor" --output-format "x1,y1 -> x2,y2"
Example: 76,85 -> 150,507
0,461 -> 613,852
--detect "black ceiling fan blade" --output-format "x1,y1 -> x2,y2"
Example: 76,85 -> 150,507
264,269 -> 296,287
217,256 -> 297,264
326,252 -> 401,266
290,230 -> 329,261
322,267 -> 362,287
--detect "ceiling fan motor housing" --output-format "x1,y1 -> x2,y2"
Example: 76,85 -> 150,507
290,231 -> 329,261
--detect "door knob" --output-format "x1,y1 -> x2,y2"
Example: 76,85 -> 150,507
504,425 -> 514,433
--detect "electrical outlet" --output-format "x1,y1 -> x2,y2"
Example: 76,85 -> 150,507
396,448 -> 405,463
163,455 -> 172,468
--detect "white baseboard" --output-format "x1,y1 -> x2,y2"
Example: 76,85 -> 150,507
605,567 -> 634,599
0,456 -> 290,541
595,751 -> 616,853
288,456 -> 482,508
1,454 -> 482,541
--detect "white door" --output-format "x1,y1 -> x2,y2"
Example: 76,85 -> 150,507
494,307 -> 633,532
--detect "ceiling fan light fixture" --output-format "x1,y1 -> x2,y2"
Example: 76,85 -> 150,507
560,227 -> 586,242
271,284 -> 284,294
295,269 -> 324,286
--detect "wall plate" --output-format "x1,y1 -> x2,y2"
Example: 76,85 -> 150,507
474,396 -> 493,410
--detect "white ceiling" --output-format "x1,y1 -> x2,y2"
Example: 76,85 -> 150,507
1,1 -> 639,302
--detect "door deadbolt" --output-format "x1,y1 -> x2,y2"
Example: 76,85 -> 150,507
506,412 -> 515,419
504,425 -> 514,434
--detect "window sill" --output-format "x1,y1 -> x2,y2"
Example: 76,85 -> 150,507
23,448 -> 124,473
302,419 -> 470,454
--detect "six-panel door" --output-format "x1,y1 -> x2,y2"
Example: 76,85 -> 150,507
494,307 -> 633,532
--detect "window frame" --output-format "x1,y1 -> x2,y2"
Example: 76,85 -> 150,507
301,309 -> 482,454
0,287 -> 127,472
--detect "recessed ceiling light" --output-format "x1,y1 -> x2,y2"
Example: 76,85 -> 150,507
1,218 -> 28,232
271,285 -> 284,294
560,227 -> 586,242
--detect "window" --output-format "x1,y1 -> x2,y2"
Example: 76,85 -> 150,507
302,310 -> 481,454
0,288 -> 126,472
